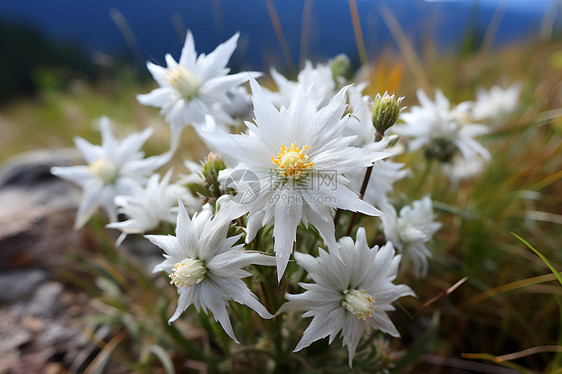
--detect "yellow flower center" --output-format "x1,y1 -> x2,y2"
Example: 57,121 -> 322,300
169,258 -> 206,288
271,142 -> 314,179
342,289 -> 376,320
88,158 -> 118,184
166,66 -> 200,100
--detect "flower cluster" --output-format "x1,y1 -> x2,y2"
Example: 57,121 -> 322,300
52,30 -> 518,369
393,85 -> 520,182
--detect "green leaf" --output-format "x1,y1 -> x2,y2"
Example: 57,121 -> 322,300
512,232 -> 562,287
147,345 -> 176,374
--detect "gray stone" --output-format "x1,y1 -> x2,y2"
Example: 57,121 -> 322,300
0,149 -> 83,271
0,148 -> 80,187
0,269 -> 47,303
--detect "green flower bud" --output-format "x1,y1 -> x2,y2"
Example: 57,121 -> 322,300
371,92 -> 404,136
201,152 -> 226,198
202,152 -> 226,177
329,54 -> 354,83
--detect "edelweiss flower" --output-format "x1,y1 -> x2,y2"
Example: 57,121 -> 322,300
222,86 -> 253,121
107,170 -> 200,245
137,31 -> 260,150
147,201 -> 275,341
51,117 -> 169,229
265,60 -> 336,109
394,89 -> 490,162
472,83 -> 521,124
279,228 -> 414,366
380,196 -> 442,278
197,79 -> 388,279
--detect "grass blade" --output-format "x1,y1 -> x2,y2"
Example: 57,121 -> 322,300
512,232 -> 562,286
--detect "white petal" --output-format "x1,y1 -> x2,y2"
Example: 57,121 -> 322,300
199,281 -> 239,342
294,308 -> 345,352
179,30 -> 197,68
198,32 -> 239,81
272,200 -> 302,280
74,180 -> 104,229
146,62 -> 170,87
145,234 -> 184,261
175,199 -> 197,256
51,165 -> 94,186
136,87 -> 174,108
202,72 -> 261,96
168,288 -> 192,323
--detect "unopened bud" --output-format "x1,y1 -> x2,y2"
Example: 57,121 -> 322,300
371,92 -> 404,136
202,152 -> 226,178
202,152 -> 226,197
329,54 -> 354,82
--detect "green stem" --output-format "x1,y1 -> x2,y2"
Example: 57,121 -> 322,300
199,311 -> 231,359
411,159 -> 433,197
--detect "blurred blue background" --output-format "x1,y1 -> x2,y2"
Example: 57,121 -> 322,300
1,0 -> 560,69
0,0 -> 560,102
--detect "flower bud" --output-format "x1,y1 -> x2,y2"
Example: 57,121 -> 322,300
329,54 -> 354,82
371,92 -> 404,136
201,152 -> 226,198
202,151 -> 226,177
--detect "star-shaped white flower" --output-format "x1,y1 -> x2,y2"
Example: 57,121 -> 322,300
472,83 -> 521,124
51,117 -> 169,229
197,79 -> 389,279
265,60 -> 336,110
394,89 -> 490,162
137,30 -> 260,150
106,170 -> 200,245
380,196 -> 442,278
279,228 -> 414,367
147,201 -> 275,342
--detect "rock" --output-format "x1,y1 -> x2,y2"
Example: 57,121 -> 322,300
0,149 -> 103,373
0,148 -> 80,187
0,149 -> 82,271
26,282 -> 64,319
0,149 -> 152,373
0,270 -> 47,303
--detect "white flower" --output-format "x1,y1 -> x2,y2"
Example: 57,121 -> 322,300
147,201 -> 275,342
137,30 -> 260,150
279,228 -> 414,367
222,86 -> 253,121
380,196 -> 442,278
265,60 -> 336,109
472,83 -> 521,123
394,89 -> 490,162
106,170 -> 200,245
50,117 -> 169,229
197,79 -> 388,279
